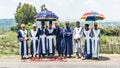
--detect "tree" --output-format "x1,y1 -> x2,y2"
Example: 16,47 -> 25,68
15,3 -> 37,25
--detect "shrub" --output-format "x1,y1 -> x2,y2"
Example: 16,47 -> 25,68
26,23 -> 33,33
10,25 -> 19,32
99,27 -> 116,36
100,35 -> 108,44
59,23 -> 65,28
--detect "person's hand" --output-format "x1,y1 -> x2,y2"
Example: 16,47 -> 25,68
26,37 -> 29,40
78,38 -> 80,40
23,37 -> 26,41
74,39 -> 77,43
23,37 -> 29,41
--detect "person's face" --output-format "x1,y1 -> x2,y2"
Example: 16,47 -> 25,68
94,24 -> 98,29
76,22 -> 80,27
21,26 -> 25,31
55,23 -> 58,28
41,23 -> 45,27
33,26 -> 37,31
85,26 -> 88,30
66,23 -> 69,27
49,23 -> 52,28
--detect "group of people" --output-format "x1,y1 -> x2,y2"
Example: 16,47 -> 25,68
17,21 -> 100,60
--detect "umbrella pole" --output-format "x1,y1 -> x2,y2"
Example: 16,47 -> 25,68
91,21 -> 94,29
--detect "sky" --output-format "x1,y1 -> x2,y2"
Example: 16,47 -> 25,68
0,0 -> 120,21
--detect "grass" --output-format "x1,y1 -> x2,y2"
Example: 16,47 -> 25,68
0,31 -> 19,56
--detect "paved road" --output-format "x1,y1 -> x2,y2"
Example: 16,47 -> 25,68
0,54 -> 120,68
0,62 -> 120,68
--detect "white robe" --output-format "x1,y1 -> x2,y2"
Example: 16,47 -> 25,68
83,29 -> 92,54
47,28 -> 54,54
19,29 -> 28,57
30,29 -> 38,55
92,29 -> 100,58
73,27 -> 83,53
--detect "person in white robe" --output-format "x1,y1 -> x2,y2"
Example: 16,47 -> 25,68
17,24 -> 29,59
73,21 -> 83,59
83,24 -> 92,59
37,21 -> 47,58
46,21 -> 55,57
30,24 -> 39,58
91,22 -> 101,59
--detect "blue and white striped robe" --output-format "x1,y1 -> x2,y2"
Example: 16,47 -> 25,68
17,29 -> 28,57
91,29 -> 101,58
37,28 -> 47,55
46,28 -> 55,55
83,29 -> 92,59
30,29 -> 39,56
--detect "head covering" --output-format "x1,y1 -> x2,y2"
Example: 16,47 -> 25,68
76,21 -> 80,24
20,24 -> 25,28
65,21 -> 70,24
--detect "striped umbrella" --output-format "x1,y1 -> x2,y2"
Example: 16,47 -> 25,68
81,11 -> 105,21
34,10 -> 59,21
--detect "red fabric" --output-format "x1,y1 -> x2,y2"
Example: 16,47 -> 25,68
28,57 -> 64,62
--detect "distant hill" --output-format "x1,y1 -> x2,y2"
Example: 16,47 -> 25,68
0,18 -> 120,30
0,19 -> 17,30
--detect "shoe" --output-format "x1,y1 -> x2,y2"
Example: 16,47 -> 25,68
92,57 -> 99,60
64,56 -> 67,59
81,57 -> 85,60
21,57 -> 26,60
76,56 -> 79,59
68,55 -> 72,58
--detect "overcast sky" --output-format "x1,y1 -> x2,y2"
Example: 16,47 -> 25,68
0,0 -> 120,21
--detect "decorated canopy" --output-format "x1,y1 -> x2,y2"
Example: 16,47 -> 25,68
34,5 -> 58,21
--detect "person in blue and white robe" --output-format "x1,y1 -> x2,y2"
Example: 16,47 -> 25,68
73,21 -> 83,59
37,21 -> 47,57
17,24 -> 29,59
91,22 -> 101,59
30,24 -> 39,58
63,21 -> 73,58
55,22 -> 64,57
46,21 -> 55,57
83,24 -> 92,59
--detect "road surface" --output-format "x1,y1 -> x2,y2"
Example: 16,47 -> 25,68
0,54 -> 120,68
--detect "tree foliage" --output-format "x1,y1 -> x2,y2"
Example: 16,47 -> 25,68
15,3 -> 37,25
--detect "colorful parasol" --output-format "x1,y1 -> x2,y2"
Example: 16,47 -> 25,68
81,11 -> 105,21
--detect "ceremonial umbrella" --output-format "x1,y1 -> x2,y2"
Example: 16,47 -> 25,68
81,11 -> 105,21
34,10 -> 59,21
80,11 -> 105,29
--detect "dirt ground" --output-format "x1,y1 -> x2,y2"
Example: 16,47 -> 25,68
0,54 -> 120,62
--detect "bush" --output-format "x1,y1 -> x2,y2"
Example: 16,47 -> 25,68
70,22 -> 76,29
10,23 -> 33,33
26,23 -> 33,33
99,27 -> 116,36
105,28 -> 116,36
59,23 -> 65,28
100,35 -> 108,44
10,25 -> 19,32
